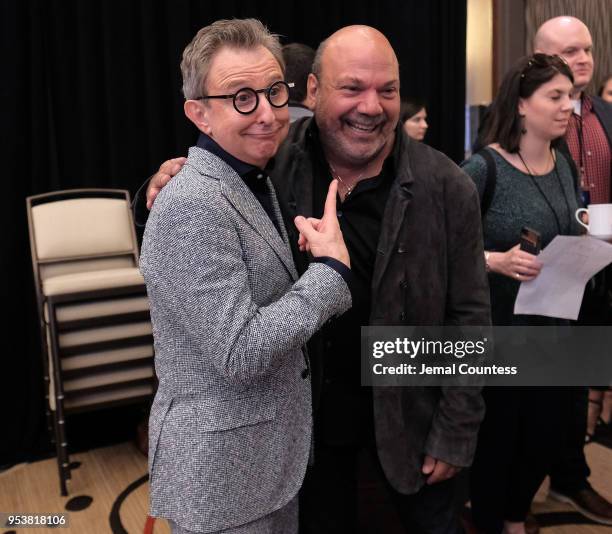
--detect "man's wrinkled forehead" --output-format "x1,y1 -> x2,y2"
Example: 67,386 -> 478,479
209,45 -> 282,85
320,33 -> 399,82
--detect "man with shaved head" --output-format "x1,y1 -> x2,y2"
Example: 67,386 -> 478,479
534,16 -> 612,526
139,24 -> 490,533
534,17 -> 610,208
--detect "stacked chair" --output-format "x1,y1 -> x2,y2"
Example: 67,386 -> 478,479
26,189 -> 155,495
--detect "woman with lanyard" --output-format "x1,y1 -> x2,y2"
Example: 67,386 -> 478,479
461,54 -> 583,534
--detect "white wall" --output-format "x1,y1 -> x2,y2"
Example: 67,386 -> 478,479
466,0 -> 493,106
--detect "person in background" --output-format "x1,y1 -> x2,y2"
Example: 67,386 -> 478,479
282,42 -> 316,121
534,16 -> 612,526
140,18 -> 352,534
599,74 -> 612,104
400,97 -> 428,141
462,53 -> 582,534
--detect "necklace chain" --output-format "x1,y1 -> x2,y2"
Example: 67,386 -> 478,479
517,150 -> 551,176
517,148 -> 572,235
329,165 -> 362,197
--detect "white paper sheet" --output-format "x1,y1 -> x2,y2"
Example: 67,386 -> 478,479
514,235 -> 612,320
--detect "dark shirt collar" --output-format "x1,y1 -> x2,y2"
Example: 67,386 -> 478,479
196,133 -> 259,177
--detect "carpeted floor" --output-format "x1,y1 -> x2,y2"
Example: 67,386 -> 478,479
0,438 -> 610,534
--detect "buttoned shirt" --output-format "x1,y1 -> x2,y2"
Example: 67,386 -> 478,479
566,96 -> 611,204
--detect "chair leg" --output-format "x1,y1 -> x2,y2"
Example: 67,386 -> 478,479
60,424 -> 72,480
48,301 -> 71,496
44,387 -> 55,443
57,413 -> 71,481
40,326 -> 56,444
52,412 -> 68,496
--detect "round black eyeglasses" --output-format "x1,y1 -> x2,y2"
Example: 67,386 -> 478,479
195,81 -> 294,115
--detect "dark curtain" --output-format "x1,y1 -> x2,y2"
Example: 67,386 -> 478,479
1,0 -> 466,465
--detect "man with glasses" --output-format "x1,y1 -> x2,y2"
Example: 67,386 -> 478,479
194,80 -> 295,114
140,18 -> 352,534
139,24 -> 490,533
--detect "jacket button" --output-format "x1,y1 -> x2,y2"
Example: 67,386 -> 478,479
400,280 -> 408,289
399,311 -> 406,321
398,247 -> 406,254
301,368 -> 309,379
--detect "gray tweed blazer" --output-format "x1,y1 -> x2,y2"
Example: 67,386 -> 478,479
140,146 -> 351,533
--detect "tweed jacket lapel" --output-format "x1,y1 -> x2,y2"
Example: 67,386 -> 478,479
187,146 -> 298,281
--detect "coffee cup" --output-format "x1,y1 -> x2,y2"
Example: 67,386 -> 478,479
575,204 -> 612,239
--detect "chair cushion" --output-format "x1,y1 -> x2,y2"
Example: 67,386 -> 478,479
63,384 -> 154,410
43,267 -> 145,296
32,198 -> 135,260
40,256 -> 135,282
61,344 -> 154,371
58,321 -> 152,348
45,295 -> 150,323
63,365 -> 154,392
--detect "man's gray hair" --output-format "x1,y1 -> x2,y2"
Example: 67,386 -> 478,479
181,18 -> 285,100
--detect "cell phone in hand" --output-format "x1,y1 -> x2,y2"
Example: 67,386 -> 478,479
519,226 -> 541,255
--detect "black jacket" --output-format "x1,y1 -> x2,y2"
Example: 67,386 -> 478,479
591,95 -> 612,148
272,118 -> 491,494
